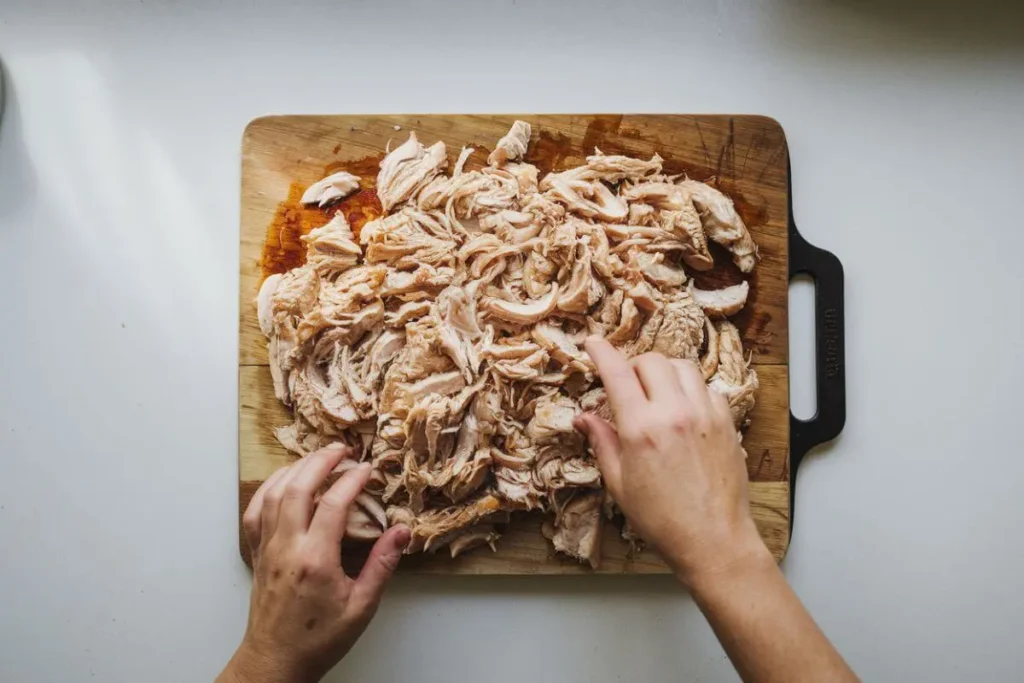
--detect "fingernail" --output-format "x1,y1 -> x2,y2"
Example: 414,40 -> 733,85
394,525 -> 412,549
358,462 -> 372,472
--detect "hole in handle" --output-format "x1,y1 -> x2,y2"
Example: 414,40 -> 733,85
789,275 -> 817,421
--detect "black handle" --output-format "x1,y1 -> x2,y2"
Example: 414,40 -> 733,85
787,165 -> 846,525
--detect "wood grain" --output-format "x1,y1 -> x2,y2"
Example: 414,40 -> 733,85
238,114 -> 791,573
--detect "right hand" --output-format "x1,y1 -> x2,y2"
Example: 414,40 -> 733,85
576,337 -> 771,586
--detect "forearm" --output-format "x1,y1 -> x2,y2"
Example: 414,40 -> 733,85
689,551 -> 858,683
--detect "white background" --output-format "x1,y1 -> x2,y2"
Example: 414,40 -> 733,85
2,1 -> 1023,681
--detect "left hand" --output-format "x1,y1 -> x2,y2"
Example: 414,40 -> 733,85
218,445 -> 411,683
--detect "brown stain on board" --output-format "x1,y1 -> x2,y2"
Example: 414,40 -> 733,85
525,130 -> 576,175
322,153 -> 385,181
260,155 -> 384,281
581,114 -> 624,155
260,182 -> 325,279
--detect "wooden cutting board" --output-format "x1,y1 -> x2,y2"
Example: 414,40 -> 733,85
239,114 -> 790,574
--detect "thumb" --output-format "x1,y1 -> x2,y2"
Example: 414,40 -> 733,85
574,413 -> 623,496
349,524 -> 410,619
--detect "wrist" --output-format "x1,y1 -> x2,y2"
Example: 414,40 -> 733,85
221,640 -> 310,683
684,535 -> 777,605
667,521 -> 775,593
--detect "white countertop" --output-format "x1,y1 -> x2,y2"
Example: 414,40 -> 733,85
2,1 -> 1023,681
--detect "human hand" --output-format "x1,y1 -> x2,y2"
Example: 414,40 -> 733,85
575,337 -> 770,587
219,445 -> 410,683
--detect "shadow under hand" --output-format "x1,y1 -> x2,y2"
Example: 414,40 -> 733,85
0,58 -> 40,225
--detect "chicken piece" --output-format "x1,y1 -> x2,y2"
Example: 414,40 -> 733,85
583,150 -> 663,183
416,175 -> 451,211
256,273 -> 282,337
366,330 -> 405,384
378,321 -> 456,415
602,223 -> 666,241
482,340 -> 541,360
543,490 -> 603,568
491,349 -> 549,381
594,288 -> 623,327
545,177 -> 628,222
536,457 -> 602,490
491,432 -> 539,470
521,250 -> 557,299
627,202 -> 657,226
379,265 -> 455,297
300,171 -> 361,207
690,280 -> 750,317
605,296 -> 642,344
531,322 -> 595,373
542,151 -> 661,188
624,276 -> 660,313
659,206 -> 714,271
526,395 -> 581,445
579,388 -> 614,423
344,493 -> 388,540
303,212 -> 361,257
557,245 -> 603,314
388,494 -> 507,554
299,298 -> 385,351
505,162 -> 539,194
445,447 -> 493,503
403,393 -> 457,464
482,284 -> 560,325
447,525 -> 501,558
677,179 -> 758,273
274,420 -> 332,456
708,320 -> 759,427
620,181 -> 686,209
494,466 -> 546,510
488,120 -> 532,167
384,300 -> 432,327
290,349 -> 359,429
453,146 -> 474,176
377,133 -> 448,211
651,294 -> 705,362
394,371 -> 466,411
362,211 -> 454,268
635,252 -> 687,289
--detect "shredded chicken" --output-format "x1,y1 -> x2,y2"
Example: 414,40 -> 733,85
487,120 -> 532,167
257,120 -> 761,567
301,171 -> 361,207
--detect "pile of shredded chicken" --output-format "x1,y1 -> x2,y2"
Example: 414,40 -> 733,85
257,120 -> 759,568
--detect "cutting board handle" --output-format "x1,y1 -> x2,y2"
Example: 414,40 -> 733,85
787,162 -> 846,525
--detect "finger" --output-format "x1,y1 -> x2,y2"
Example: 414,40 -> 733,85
308,463 -> 373,545
584,336 -> 647,422
574,413 -> 623,497
707,386 -> 733,425
671,359 -> 711,409
632,353 -> 686,401
348,524 -> 412,621
277,444 -> 353,536
243,465 -> 291,557
261,459 -> 303,543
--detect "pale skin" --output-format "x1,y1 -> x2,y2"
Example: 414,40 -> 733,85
219,337 -> 857,683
